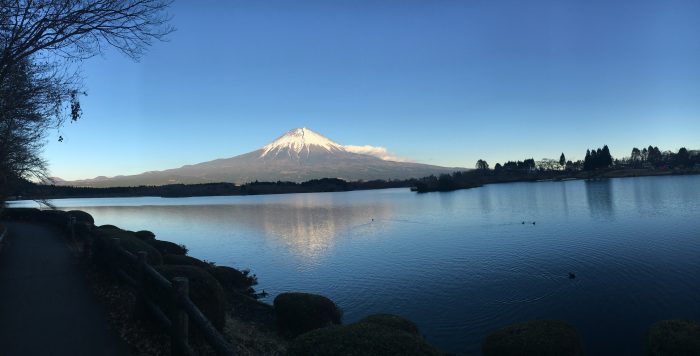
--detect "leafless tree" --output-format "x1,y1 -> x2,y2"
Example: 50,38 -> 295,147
1,0 -> 173,201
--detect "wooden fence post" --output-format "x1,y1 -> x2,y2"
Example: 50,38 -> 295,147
135,251 -> 148,317
172,277 -> 193,356
83,230 -> 93,260
69,216 -> 76,240
111,238 -> 121,279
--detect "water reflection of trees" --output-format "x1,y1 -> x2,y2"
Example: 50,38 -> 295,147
585,180 -> 615,219
85,201 -> 394,261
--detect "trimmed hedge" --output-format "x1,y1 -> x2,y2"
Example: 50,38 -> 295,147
208,266 -> 257,292
92,226 -> 163,266
145,239 -> 188,256
0,208 -> 42,220
153,265 -> 227,332
67,210 -> 94,225
134,230 -> 156,241
287,322 -> 442,356
647,319 -> 700,355
274,292 -> 342,337
163,254 -> 210,268
482,320 -> 583,356
0,208 -> 71,231
359,314 -> 420,336
98,224 -> 121,230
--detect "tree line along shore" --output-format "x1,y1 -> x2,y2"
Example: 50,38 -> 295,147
5,145 -> 700,200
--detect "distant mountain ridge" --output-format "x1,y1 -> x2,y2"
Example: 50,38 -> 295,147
59,127 -> 464,187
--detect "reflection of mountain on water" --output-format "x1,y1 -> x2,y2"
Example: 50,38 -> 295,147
85,200 -> 395,261
231,202 -> 394,260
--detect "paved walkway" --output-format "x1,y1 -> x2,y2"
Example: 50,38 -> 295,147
0,222 -> 127,356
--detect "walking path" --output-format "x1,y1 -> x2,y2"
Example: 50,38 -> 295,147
0,222 -> 127,356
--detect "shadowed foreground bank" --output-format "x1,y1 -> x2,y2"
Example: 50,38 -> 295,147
0,222 -> 127,356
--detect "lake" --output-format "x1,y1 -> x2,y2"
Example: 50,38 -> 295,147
10,175 -> 700,354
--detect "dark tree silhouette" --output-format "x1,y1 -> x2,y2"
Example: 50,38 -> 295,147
559,153 -> 566,167
476,159 -> 489,170
583,146 -> 613,170
631,148 -> 641,163
602,145 -> 613,167
1,0 -> 174,201
676,147 -> 690,167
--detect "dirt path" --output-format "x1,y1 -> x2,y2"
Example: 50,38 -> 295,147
0,221 -> 127,356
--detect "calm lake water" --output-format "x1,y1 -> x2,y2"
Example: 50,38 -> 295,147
11,175 -> 700,354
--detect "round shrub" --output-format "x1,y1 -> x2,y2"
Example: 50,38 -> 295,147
359,314 -> 420,336
134,230 -> 156,241
163,254 -> 209,268
482,320 -> 583,356
98,224 -> 121,230
41,209 -> 70,226
274,292 -> 342,337
0,208 -> 42,220
67,210 -> 95,225
145,239 -> 187,256
208,266 -> 257,292
153,265 -> 226,332
287,322 -> 442,356
92,226 -> 163,266
647,320 -> 700,355
73,222 -> 92,240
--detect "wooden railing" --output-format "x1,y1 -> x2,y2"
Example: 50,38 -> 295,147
105,237 -> 235,356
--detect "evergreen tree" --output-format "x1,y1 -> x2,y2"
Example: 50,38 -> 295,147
677,147 -> 690,167
559,153 -> 566,167
602,145 -> 613,167
584,149 -> 592,170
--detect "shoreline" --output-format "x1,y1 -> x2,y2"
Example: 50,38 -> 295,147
8,168 -> 700,202
413,167 -> 700,193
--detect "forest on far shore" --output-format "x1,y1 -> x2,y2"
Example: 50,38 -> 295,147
6,145 -> 700,200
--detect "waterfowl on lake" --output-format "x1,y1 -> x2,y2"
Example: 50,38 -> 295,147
568,272 -> 576,279
532,221 -> 536,225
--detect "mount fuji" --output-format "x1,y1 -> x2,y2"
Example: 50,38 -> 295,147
62,128 -> 463,187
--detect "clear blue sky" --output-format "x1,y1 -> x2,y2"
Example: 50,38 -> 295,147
46,0 -> 700,180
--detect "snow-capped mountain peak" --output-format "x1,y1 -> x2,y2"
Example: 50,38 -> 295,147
260,127 -> 346,158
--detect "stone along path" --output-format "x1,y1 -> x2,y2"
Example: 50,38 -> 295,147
0,222 -> 127,356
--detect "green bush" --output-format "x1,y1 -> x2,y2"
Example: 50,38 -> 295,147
0,208 -> 42,220
92,226 -> 163,266
134,230 -> 156,241
67,210 -> 95,225
38,209 -> 70,227
153,265 -> 227,332
274,292 -> 342,337
207,266 -> 258,297
287,322 -> 442,356
98,224 -> 121,230
481,320 -> 583,356
74,222 -> 92,240
163,254 -> 209,268
359,314 -> 420,336
647,319 -> 700,355
145,239 -> 188,256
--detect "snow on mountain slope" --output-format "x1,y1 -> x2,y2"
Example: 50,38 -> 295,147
261,127 -> 346,159
61,127 -> 464,187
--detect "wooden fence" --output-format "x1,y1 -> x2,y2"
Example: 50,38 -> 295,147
98,235 -> 235,356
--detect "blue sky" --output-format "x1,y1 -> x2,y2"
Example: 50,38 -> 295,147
46,0 -> 700,180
